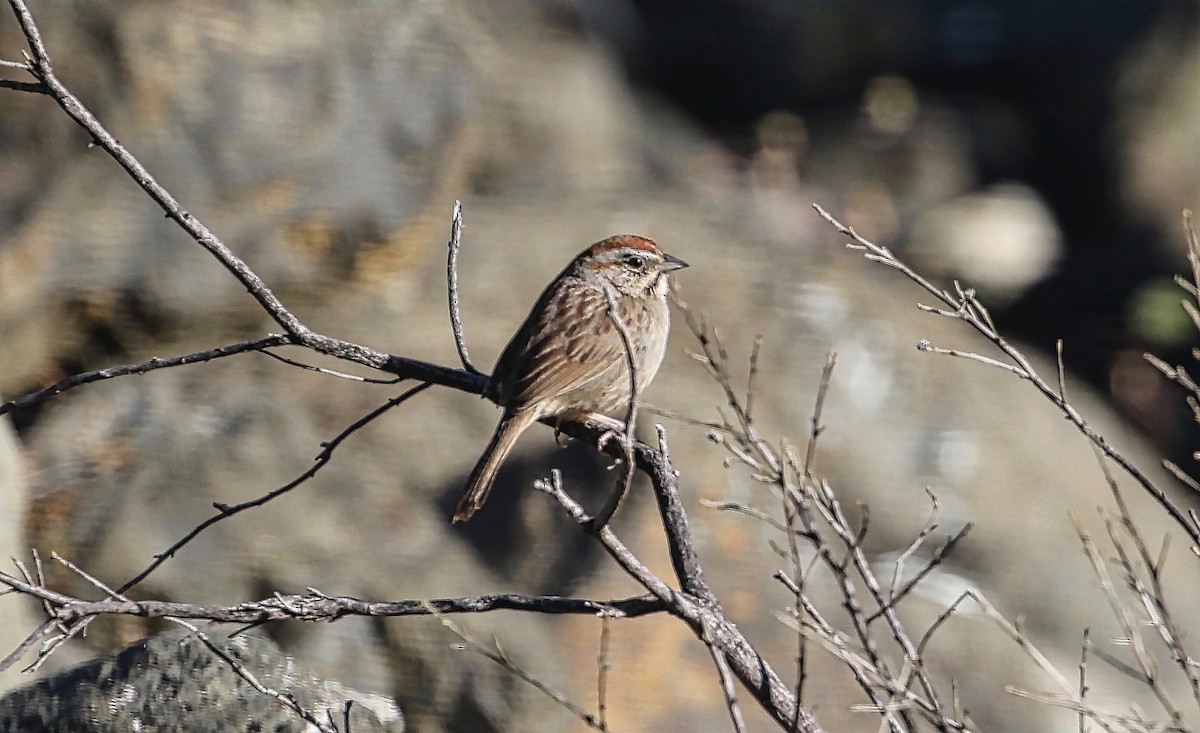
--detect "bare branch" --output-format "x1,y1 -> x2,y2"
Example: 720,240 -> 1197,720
589,282 -> 641,530
1002,687 -> 1160,733
445,200 -> 481,374
67,552 -> 344,731
778,609 -> 961,731
886,491 -> 941,603
8,28 -> 247,324
815,202 -> 1200,553
535,470 -> 680,604
7,0 -> 301,339
708,641 -> 748,733
0,336 -> 290,416
746,334 -> 763,423
1080,627 -> 1092,733
972,586 -> 1122,733
426,602 -> 608,730
0,572 -> 667,672
114,382 -> 432,595
868,522 -> 973,624
1090,446 -> 1200,709
1057,339 -> 1069,402
0,618 -> 58,675
536,468 -> 825,732
916,340 -> 1031,379
702,499 -> 805,536
18,552 -> 128,673
596,611 -> 612,731
1,3 -> 832,730
168,619 -> 338,733
676,297 -> 781,477
809,477 -> 945,720
802,353 -> 837,480
257,350 -> 405,384
1,0 -> 485,415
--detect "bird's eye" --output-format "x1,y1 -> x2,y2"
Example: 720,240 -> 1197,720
623,255 -> 645,269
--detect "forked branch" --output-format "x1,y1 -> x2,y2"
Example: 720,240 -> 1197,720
813,203 -> 1200,552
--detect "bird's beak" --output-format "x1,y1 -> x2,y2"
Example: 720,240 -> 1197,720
661,253 -> 689,271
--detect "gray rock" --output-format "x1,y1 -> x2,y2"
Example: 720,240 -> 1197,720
0,628 -> 403,732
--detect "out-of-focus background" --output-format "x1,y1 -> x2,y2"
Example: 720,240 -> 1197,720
2,0 -> 1200,730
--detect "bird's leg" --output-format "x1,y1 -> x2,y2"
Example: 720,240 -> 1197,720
590,413 -> 632,466
552,414 -> 626,448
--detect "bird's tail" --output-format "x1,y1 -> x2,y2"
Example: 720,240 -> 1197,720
453,410 -> 537,523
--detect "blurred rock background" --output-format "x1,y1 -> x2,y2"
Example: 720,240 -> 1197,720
2,0 -> 1200,731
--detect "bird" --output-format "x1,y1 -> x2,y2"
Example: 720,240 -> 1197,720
453,234 -> 687,522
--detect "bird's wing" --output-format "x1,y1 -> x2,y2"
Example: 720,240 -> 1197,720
491,278 -> 627,411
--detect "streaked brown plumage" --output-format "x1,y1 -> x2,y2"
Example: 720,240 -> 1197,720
453,235 -> 687,523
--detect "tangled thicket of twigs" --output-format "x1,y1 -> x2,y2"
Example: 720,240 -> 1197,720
2,0 -> 1200,731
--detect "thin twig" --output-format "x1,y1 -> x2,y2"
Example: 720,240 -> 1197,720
745,334 -> 763,424
535,470 -> 680,604
258,350 -> 404,384
115,382 -> 431,595
169,619 -> 338,733
1090,445 -> 1200,709
816,202 -> 1200,552
1004,688 -> 1165,732
708,641 -> 748,733
962,589 -> 1118,733
866,523 -> 972,624
0,336 -> 290,416
425,601 -> 607,730
1088,514 -> 1185,727
802,354 -> 837,481
0,618 -> 58,674
25,553 -> 130,673
589,284 -> 640,531
1079,627 -> 1091,733
639,404 -> 730,433
446,200 -> 480,374
1057,339 -> 1069,402
22,553 -> 340,731
915,340 -> 1030,379
777,609 -> 961,731
597,611 -> 612,731
778,458 -> 910,730
810,477 -> 945,721
789,352 -> 837,726
886,491 -> 939,606
677,298 -> 781,478
702,499 -> 804,536
775,572 -> 912,732
1186,210 -> 1200,296
0,571 -> 668,676
675,304 -> 846,729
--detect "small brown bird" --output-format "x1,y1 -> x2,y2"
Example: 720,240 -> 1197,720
453,235 -> 688,523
